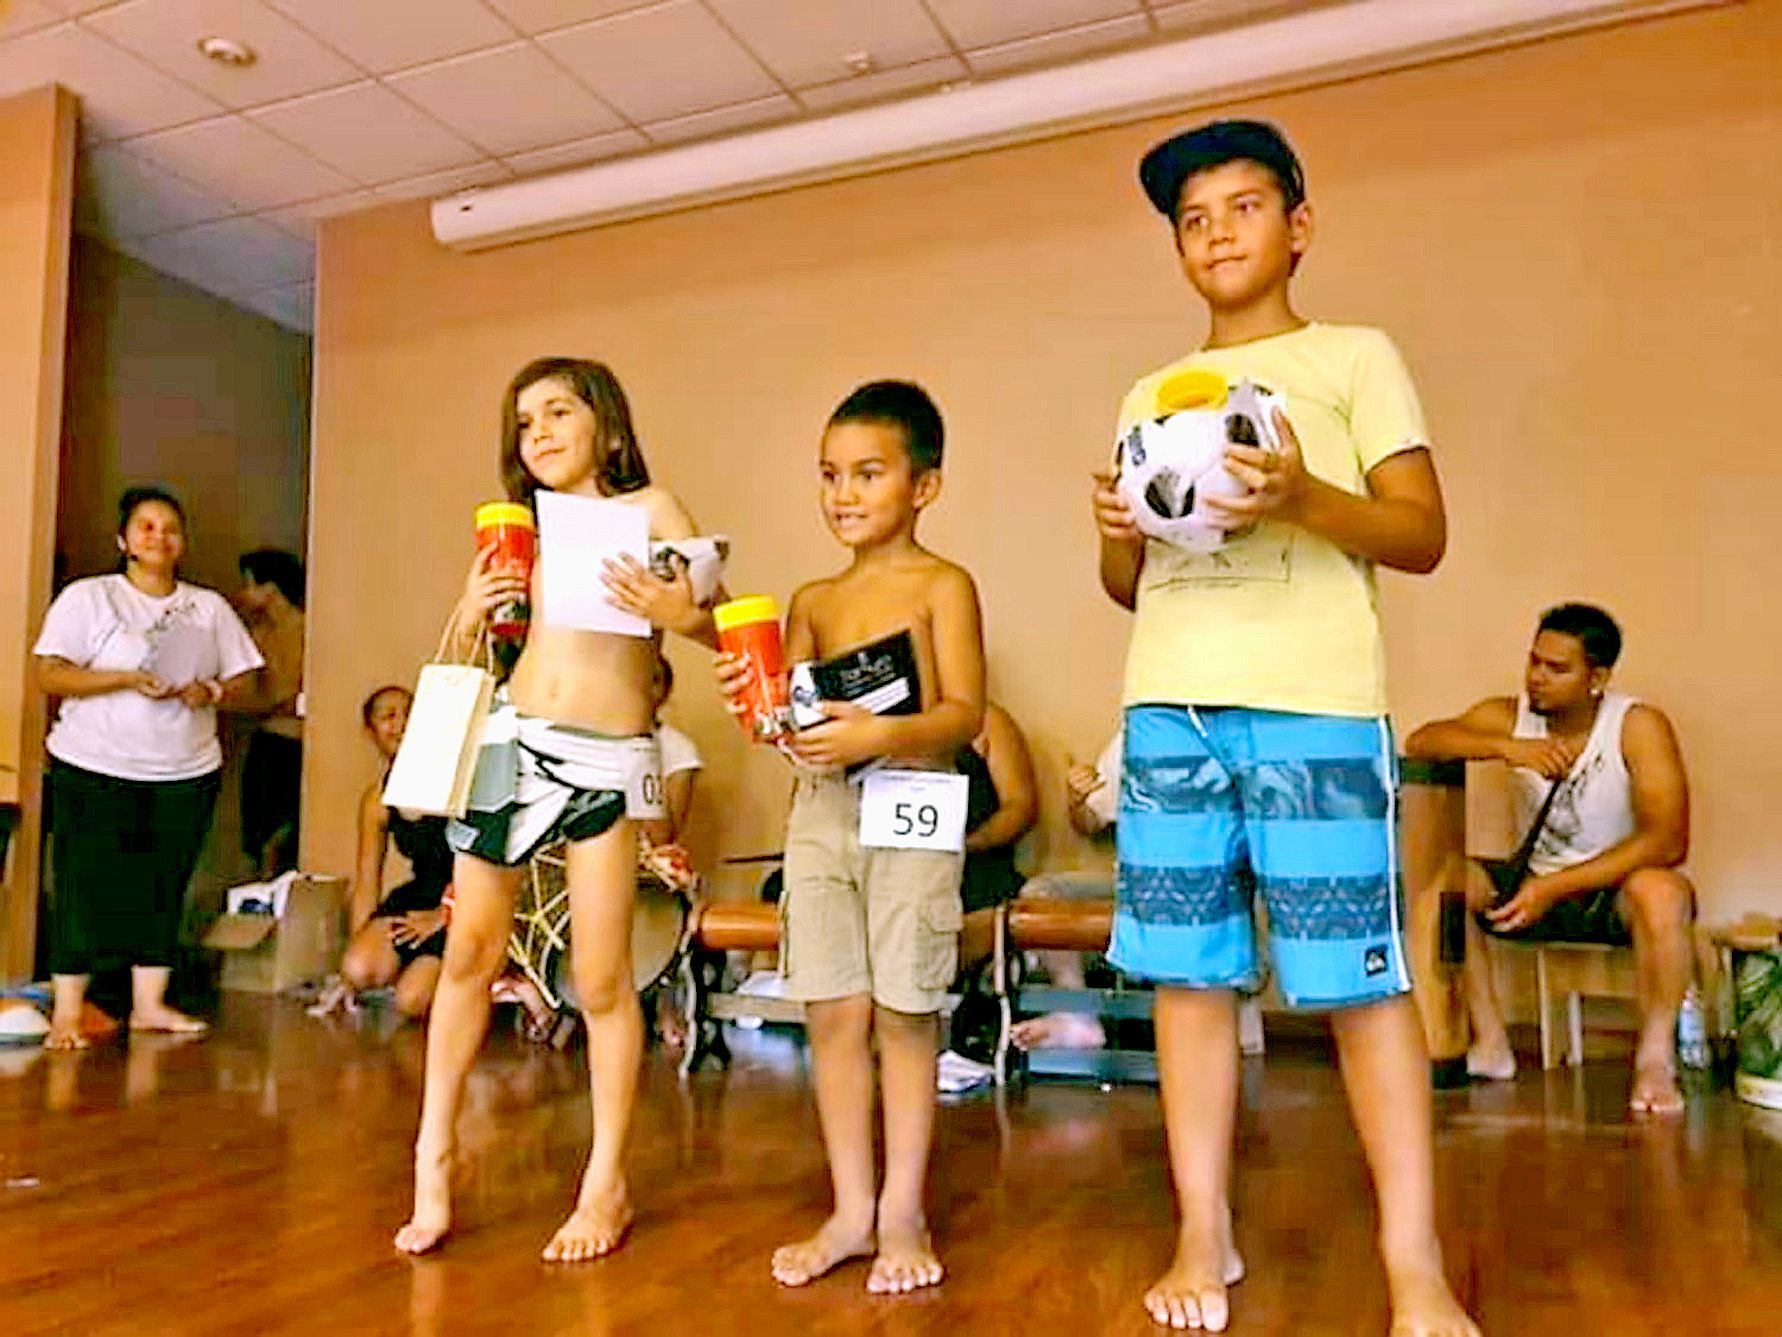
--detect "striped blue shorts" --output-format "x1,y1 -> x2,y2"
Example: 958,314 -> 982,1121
1108,705 -> 1408,1010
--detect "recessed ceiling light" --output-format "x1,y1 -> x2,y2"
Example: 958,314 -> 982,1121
197,36 -> 256,67
842,51 -> 876,77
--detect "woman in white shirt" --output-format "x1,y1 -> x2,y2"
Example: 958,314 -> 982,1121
33,488 -> 263,1049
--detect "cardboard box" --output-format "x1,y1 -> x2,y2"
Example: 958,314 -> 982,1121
202,875 -> 343,994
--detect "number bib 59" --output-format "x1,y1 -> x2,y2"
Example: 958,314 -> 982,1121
858,770 -> 969,853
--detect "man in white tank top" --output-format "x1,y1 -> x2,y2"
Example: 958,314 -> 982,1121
1406,604 -> 1694,1116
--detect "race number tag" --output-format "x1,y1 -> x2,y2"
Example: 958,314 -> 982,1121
859,770 -> 969,852
626,760 -> 666,820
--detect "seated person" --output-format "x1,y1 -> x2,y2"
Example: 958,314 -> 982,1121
1009,729 -> 1122,1051
1406,603 -> 1694,1115
642,654 -> 702,862
339,686 -> 452,1019
642,655 -> 704,1047
960,701 -> 1040,915
942,702 -> 1039,1082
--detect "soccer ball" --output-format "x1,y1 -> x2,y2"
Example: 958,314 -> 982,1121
1116,372 -> 1284,553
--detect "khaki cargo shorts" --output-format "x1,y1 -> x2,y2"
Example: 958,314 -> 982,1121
780,771 -> 964,1015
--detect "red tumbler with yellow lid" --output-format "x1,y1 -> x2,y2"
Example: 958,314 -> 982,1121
714,596 -> 788,741
474,502 -> 536,643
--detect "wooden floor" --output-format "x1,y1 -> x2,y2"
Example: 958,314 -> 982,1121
2,999 -> 1780,1337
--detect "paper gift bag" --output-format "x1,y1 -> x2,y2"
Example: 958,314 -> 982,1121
381,662 -> 493,818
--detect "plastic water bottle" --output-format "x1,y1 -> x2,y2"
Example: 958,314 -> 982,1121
1677,985 -> 1710,1070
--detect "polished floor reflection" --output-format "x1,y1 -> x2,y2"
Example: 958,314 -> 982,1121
1,997 -> 1779,1336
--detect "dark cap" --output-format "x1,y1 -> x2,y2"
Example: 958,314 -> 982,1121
1138,119 -> 1305,219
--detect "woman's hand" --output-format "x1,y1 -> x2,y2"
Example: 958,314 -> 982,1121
129,670 -> 175,699
174,680 -> 221,710
458,545 -> 528,625
602,553 -> 696,631
1066,761 -> 1105,808
388,908 -> 447,947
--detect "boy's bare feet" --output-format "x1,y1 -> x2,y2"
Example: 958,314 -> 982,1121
1385,1257 -> 1480,1337
128,1005 -> 208,1035
1144,1222 -> 1245,1332
1629,1061 -> 1684,1117
867,1217 -> 943,1294
394,1144 -> 453,1255
770,1212 -> 875,1287
542,1177 -> 633,1262
1464,1042 -> 1515,1082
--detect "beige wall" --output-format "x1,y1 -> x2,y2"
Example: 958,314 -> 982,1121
57,237 -> 312,592
308,2 -> 1782,923
0,86 -> 76,978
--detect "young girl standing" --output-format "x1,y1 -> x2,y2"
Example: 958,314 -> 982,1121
396,358 -> 717,1261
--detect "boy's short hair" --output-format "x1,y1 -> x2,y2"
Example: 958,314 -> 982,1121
827,380 -> 944,473
1139,119 -> 1306,221
239,547 -> 306,607
1537,602 -> 1623,670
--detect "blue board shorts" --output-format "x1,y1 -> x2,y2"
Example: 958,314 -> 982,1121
1109,704 -> 1408,1010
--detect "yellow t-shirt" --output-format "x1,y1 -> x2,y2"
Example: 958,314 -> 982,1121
1118,322 -> 1429,717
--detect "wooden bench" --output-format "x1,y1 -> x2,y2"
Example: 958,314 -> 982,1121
677,896 -> 1264,1085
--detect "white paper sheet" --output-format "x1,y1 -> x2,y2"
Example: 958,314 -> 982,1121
536,492 -> 650,637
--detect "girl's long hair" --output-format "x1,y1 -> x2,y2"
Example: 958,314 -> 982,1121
499,358 -> 651,507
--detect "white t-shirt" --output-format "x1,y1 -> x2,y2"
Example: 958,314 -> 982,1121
35,575 -> 264,782
1082,729 -> 1124,831
656,721 -> 703,779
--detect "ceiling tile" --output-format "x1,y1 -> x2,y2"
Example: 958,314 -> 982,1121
43,1 -> 139,13
75,142 -> 236,240
925,0 -> 1141,50
249,80 -> 483,183
81,0 -> 363,110
538,0 -> 779,124
481,0 -> 647,36
126,213 -> 313,294
795,54 -> 968,113
642,91 -> 794,145
1151,0 -> 1324,36
0,21 -> 223,140
370,159 -> 513,202
965,13 -> 1150,76
503,126 -> 647,176
263,188 -> 380,240
262,0 -> 515,74
0,1 -> 65,38
387,40 -> 624,156
704,0 -> 948,90
128,112 -> 357,210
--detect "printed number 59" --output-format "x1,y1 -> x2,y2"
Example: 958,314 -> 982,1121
892,802 -> 940,840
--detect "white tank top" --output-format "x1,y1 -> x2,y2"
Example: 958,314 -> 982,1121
1510,691 -> 1638,876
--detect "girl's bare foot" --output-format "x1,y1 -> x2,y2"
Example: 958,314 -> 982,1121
394,1145 -> 453,1255
128,1005 -> 208,1035
542,1178 -> 633,1262
867,1218 -> 943,1295
1143,1222 -> 1245,1332
1629,1061 -> 1685,1117
43,1020 -> 89,1051
1385,1258 -> 1480,1337
770,1212 -> 875,1287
